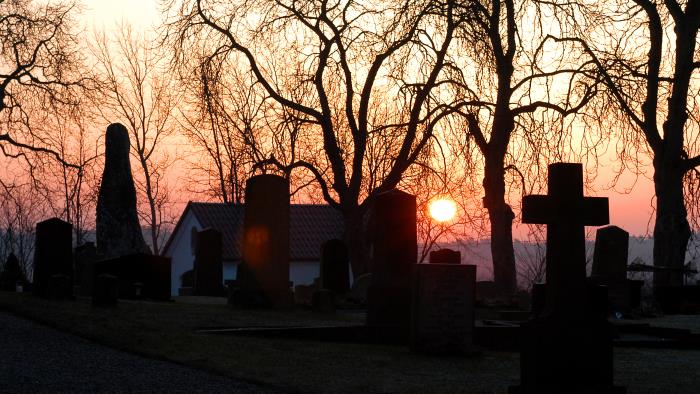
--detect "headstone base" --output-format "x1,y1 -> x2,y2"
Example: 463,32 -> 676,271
92,274 -> 118,307
312,289 -> 335,313
411,264 -> 476,355
654,285 -> 700,314
511,316 -> 624,394
49,274 -> 73,300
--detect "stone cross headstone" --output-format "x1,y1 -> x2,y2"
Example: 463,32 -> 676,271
194,228 -> 224,296
411,263 -> 476,355
521,162 -> 608,317
96,123 -> 151,259
429,249 -> 461,264
510,163 -> 624,394
238,174 -> 291,307
33,218 -> 73,299
367,189 -> 417,331
320,239 -> 350,293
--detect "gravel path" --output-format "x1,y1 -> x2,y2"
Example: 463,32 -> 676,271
0,311 -> 284,394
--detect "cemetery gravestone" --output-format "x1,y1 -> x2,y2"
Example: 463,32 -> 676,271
179,270 -> 194,296
33,218 -> 73,299
429,249 -> 461,264
93,253 -> 171,301
411,263 -> 476,355
92,274 -> 118,307
96,123 -> 151,259
592,226 -> 628,282
510,162 -> 625,394
320,239 -> 350,293
591,226 -> 643,312
0,253 -> 27,291
49,274 -> 72,300
193,228 -> 224,296
367,189 -> 417,330
75,242 -> 98,297
237,174 -> 292,307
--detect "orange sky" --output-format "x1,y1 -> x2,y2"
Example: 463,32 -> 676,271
77,0 -> 660,237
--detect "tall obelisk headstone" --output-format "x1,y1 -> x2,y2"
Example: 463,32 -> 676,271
238,174 -> 291,307
96,123 -> 151,259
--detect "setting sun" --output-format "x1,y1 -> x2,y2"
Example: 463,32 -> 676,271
428,198 -> 457,222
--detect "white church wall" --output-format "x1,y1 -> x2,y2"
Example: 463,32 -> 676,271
164,211 -> 201,296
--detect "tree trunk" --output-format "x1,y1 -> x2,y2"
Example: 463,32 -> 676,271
652,162 -> 691,286
343,207 -> 371,279
484,156 -> 518,296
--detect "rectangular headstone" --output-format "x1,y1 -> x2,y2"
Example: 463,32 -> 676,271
429,249 -> 461,264
92,274 -> 118,307
367,189 -> 417,330
411,263 -> 476,355
33,218 -> 73,299
194,228 -> 224,296
592,226 -> 629,283
93,253 -> 171,301
239,174 -> 291,307
320,239 -> 350,293
75,242 -> 98,297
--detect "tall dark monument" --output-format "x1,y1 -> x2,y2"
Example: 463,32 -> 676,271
510,163 -> 625,393
96,123 -> 151,259
367,189 -> 417,331
238,174 -> 291,307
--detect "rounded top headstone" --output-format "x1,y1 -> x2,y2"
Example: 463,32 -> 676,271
105,123 -> 130,165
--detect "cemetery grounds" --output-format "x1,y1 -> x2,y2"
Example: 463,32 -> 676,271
1,292 -> 700,393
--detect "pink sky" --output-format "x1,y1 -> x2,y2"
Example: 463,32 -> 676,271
79,0 -> 662,237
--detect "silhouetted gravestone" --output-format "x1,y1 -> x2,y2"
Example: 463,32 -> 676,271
49,274 -> 72,300
320,239 -> 350,293
411,263 -> 476,355
312,289 -> 335,313
236,174 -> 291,307
429,249 -> 461,264
367,189 -> 417,332
75,242 -> 98,297
592,226 -> 628,282
510,163 -> 625,394
591,226 -> 642,312
96,123 -> 151,259
92,274 -> 118,307
179,270 -> 194,296
194,228 -> 224,296
0,253 -> 27,291
93,254 -> 170,301
33,218 -> 73,299
530,283 -> 546,318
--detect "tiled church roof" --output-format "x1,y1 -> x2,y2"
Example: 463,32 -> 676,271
166,202 -> 344,261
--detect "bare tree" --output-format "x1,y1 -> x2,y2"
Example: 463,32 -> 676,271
0,0 -> 87,166
91,25 -> 178,254
166,0 -> 469,276
554,0 -> 700,285
0,179 -> 50,280
449,0 -> 600,294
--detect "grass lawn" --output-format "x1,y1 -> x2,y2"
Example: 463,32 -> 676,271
1,291 -> 699,393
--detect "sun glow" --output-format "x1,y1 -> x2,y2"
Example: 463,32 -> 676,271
428,198 -> 457,222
